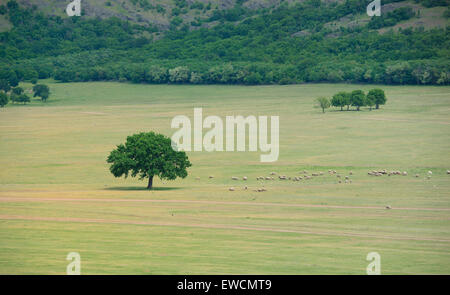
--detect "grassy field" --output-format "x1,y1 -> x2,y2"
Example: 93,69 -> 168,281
0,82 -> 449,274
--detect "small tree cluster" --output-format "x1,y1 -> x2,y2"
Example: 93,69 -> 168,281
0,79 -> 50,108
320,89 -> 387,113
10,86 -> 30,104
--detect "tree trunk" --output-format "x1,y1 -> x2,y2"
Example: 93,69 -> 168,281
347,105 -> 349,111
357,106 -> 360,111
147,176 -> 153,190
376,104 -> 379,109
340,106 -> 343,111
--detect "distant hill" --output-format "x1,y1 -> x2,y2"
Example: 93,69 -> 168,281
0,0 -> 449,86
10,0 -> 448,32
10,0 -> 288,30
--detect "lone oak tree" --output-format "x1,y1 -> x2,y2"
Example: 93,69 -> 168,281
107,132 -> 191,189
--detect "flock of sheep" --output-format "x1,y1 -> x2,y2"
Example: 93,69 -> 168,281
193,169 -> 450,210
223,170 -> 353,192
368,169 -> 436,179
197,169 -> 450,194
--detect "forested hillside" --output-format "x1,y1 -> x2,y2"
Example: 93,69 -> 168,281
0,0 -> 449,86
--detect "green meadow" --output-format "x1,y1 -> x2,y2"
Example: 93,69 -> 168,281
0,82 -> 449,274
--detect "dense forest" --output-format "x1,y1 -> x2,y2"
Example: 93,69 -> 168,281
0,0 -> 449,86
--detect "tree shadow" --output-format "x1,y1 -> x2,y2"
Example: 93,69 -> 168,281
103,186 -> 183,191
328,109 -> 361,112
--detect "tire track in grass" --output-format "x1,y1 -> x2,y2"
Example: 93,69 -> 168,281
0,214 -> 449,243
0,197 -> 449,212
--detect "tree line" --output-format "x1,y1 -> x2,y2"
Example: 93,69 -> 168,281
0,1 -> 448,86
316,89 -> 387,113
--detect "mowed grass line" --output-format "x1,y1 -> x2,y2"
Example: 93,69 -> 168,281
2,196 -> 450,211
0,82 -> 449,274
1,197 -> 449,241
1,220 -> 449,275
1,214 -> 450,242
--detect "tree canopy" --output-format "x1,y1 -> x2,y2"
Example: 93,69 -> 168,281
367,88 -> 387,109
0,91 -> 8,107
107,132 -> 192,189
11,86 -> 23,95
12,93 -> 30,104
350,90 -> 366,111
33,84 -> 50,102
331,92 -> 351,111
316,97 -> 331,113
0,80 -> 10,93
